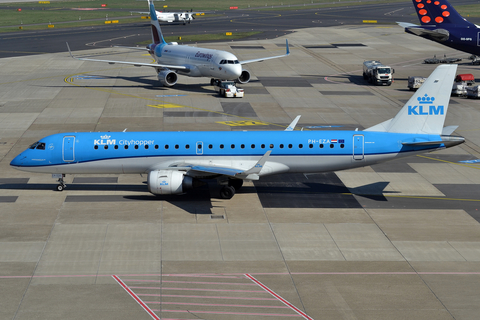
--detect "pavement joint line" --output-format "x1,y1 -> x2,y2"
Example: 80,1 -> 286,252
416,154 -> 480,170
3,271 -> 480,279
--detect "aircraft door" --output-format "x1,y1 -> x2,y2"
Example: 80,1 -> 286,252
477,32 -> 480,46
63,136 -> 75,162
353,135 -> 364,160
196,141 -> 203,155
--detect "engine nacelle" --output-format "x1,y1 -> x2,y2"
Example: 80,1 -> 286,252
157,70 -> 178,87
237,70 -> 251,84
147,170 -> 194,195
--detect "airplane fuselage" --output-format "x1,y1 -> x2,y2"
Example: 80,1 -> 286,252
151,43 -> 242,79
10,131 -> 451,176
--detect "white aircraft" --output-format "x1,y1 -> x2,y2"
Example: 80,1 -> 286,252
11,65 -> 464,199
133,10 -> 200,24
67,0 -> 290,87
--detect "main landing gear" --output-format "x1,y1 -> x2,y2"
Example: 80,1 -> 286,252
219,179 -> 244,199
54,174 -> 66,192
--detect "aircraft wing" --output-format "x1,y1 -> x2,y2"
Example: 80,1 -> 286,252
66,43 -> 188,70
239,39 -> 290,65
174,151 -> 272,180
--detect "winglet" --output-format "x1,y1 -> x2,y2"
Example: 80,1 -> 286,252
239,150 -> 272,177
286,39 -> 290,56
285,115 -> 301,131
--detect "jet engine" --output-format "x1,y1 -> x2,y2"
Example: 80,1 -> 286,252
157,70 -> 178,87
147,170 -> 197,195
237,70 -> 251,84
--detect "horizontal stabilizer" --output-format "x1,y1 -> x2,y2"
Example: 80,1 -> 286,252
402,136 -> 464,147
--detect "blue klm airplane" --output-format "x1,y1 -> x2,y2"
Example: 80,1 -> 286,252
11,65 -> 464,199
399,0 -> 480,57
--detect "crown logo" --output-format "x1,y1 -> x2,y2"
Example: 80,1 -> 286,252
101,135 -> 111,139
417,94 -> 435,104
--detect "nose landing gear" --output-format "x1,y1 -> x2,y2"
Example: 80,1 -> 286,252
53,174 -> 66,191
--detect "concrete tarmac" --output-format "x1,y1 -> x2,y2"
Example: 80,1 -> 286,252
1,23 -> 480,320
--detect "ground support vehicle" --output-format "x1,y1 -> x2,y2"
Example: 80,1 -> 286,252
363,60 -> 394,86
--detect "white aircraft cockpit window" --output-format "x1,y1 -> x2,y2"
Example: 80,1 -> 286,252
220,60 -> 226,64
227,60 -> 234,64
36,143 -> 46,150
234,60 -> 239,64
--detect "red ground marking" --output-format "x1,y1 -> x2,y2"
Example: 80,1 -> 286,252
246,274 -> 314,320
153,309 -> 303,317
122,279 -> 257,286
144,301 -> 289,308
137,293 -> 278,301
112,275 -> 160,320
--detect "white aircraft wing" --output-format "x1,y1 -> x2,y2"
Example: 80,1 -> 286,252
66,43 -> 187,70
174,151 -> 272,180
239,39 -> 290,65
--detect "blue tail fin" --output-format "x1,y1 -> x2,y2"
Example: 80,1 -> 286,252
148,0 -> 166,45
412,0 -> 474,26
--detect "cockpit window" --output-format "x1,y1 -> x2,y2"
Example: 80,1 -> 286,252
29,142 -> 40,149
234,60 -> 239,64
227,60 -> 234,64
220,60 -> 226,64
36,143 -> 46,150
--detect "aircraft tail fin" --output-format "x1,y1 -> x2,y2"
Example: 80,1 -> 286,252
412,0 -> 474,26
148,0 -> 166,45
365,64 -> 457,135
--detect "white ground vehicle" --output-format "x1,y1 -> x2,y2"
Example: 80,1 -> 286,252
363,60 -> 394,86
213,80 -> 244,98
452,74 -> 475,96
407,76 -> 427,91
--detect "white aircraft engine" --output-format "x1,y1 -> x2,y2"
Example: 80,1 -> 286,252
237,70 -> 251,84
147,170 -> 194,195
158,70 -> 178,87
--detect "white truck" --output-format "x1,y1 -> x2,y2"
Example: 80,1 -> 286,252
452,74 -> 475,96
363,60 -> 394,86
213,80 -> 244,98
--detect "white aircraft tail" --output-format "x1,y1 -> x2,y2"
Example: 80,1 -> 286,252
148,0 -> 166,45
365,64 -> 457,135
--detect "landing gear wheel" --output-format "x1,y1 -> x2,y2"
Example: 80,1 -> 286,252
228,179 -> 243,191
220,185 -> 235,199
56,184 -> 64,192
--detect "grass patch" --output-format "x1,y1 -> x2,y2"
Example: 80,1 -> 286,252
455,5 -> 480,18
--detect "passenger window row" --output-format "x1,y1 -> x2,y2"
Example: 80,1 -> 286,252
93,143 -> 345,150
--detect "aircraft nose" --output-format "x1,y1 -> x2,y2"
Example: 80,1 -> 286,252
225,64 -> 242,78
10,153 -> 26,167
